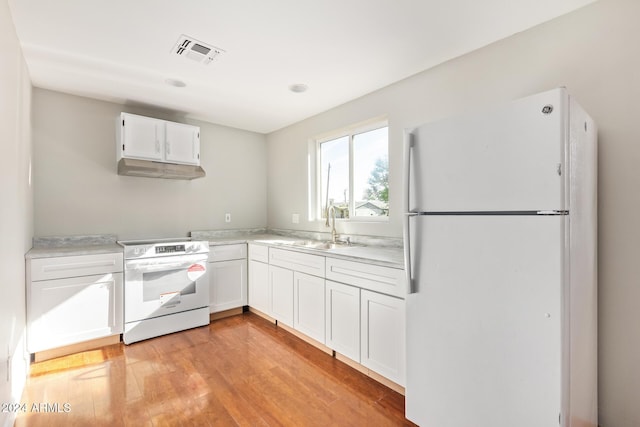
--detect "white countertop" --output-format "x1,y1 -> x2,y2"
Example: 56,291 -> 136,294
26,243 -> 123,259
207,233 -> 404,269
25,232 -> 405,269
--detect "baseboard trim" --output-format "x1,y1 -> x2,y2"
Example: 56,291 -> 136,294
245,311 -> 406,395
335,352 -> 405,395
275,322 -> 333,356
247,307 -> 276,324
210,307 -> 244,321
33,334 -> 121,363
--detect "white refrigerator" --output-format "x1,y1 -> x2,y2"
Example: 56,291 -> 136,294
403,88 -> 597,427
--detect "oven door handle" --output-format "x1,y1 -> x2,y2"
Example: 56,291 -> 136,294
125,259 -> 207,273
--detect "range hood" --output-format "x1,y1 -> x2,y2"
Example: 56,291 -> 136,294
117,158 -> 206,180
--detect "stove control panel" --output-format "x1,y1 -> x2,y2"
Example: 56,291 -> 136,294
155,244 -> 186,254
120,240 -> 209,259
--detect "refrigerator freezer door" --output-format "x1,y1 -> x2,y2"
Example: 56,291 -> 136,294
408,88 -> 567,213
406,215 -> 563,427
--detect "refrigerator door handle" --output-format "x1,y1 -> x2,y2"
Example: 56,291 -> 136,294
404,212 -> 418,293
403,131 -> 417,293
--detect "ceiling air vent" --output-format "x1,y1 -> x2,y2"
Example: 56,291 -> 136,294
172,34 -> 225,65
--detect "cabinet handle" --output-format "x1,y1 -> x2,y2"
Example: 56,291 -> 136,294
166,141 -> 171,156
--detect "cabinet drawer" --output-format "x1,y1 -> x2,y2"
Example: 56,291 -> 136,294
30,252 -> 123,281
209,243 -> 247,262
248,244 -> 269,263
325,258 -> 405,298
269,248 -> 325,277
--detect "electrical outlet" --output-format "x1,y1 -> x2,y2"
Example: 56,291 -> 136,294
292,213 -> 299,224
225,213 -> 231,223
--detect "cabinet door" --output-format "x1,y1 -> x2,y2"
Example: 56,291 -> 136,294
122,113 -> 164,161
248,260 -> 270,314
28,273 -> 123,353
165,121 -> 200,165
209,259 -> 247,313
361,290 -> 406,386
326,280 -> 360,362
294,272 -> 325,344
270,265 -> 294,327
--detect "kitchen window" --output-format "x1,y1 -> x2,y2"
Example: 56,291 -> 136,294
311,119 -> 389,221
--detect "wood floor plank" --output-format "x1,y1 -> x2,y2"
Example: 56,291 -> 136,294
15,312 -> 416,426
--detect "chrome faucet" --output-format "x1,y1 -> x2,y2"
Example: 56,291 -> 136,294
327,205 -> 338,243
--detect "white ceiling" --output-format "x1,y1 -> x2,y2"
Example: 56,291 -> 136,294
9,0 -> 596,134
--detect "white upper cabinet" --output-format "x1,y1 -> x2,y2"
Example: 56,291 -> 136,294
120,113 -> 164,161
118,112 -> 200,166
165,121 -> 200,165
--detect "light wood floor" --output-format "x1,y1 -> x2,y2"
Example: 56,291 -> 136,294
15,312 -> 415,426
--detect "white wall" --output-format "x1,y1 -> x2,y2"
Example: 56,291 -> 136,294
0,1 -> 32,426
266,0 -> 640,426
33,89 -> 267,240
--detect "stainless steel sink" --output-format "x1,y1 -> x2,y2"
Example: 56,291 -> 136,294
289,240 -> 354,250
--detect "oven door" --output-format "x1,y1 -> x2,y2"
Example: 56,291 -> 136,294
124,254 -> 209,323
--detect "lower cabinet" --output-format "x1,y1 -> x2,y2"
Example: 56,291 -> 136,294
209,259 -> 247,313
294,272 -> 325,344
28,271 -> 123,354
247,244 -> 406,388
248,259 -> 270,314
269,265 -> 294,327
27,252 -> 124,355
361,289 -> 406,385
325,280 -> 361,363
208,244 -> 247,313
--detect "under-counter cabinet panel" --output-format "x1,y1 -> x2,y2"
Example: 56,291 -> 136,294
270,265 -> 294,327
294,272 -> 325,344
28,273 -> 123,353
209,244 -> 247,313
326,280 -> 360,362
325,258 -> 405,298
248,258 -> 270,314
248,243 -> 269,263
210,244 -> 247,262
30,253 -> 123,282
209,259 -> 247,313
269,247 -> 325,277
27,252 -> 124,355
361,289 -> 406,386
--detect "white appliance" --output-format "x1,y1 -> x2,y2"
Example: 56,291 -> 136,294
119,239 -> 210,344
403,88 -> 597,427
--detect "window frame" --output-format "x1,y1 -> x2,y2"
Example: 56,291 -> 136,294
309,117 -> 389,223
